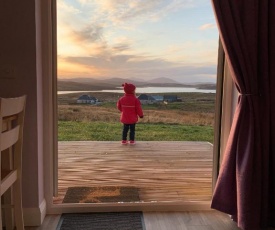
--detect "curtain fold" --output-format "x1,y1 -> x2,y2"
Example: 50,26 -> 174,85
211,1 -> 275,229
268,0 -> 275,227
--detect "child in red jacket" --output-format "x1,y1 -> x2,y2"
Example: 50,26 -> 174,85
117,83 -> 143,145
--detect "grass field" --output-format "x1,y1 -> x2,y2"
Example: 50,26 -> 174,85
58,92 -> 216,143
58,121 -> 214,142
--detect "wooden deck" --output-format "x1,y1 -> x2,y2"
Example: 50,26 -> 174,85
54,141 -> 213,204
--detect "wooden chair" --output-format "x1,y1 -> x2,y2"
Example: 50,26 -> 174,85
0,96 -> 26,230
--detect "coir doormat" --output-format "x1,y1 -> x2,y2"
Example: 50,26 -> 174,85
56,212 -> 145,230
62,186 -> 140,203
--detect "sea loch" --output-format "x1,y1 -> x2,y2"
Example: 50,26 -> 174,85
58,86 -> 216,95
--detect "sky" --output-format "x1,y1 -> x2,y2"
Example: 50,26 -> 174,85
57,0 -> 219,83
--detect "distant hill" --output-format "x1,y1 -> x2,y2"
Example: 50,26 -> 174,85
195,83 -> 217,90
58,77 -> 216,91
146,77 -> 181,84
57,80 -> 115,91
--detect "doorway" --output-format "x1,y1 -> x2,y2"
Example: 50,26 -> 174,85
51,1 -> 222,211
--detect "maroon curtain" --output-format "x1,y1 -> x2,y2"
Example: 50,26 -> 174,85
211,1 -> 275,229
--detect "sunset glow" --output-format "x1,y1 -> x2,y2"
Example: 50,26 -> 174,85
57,0 -> 219,83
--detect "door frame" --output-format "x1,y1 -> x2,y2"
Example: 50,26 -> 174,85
43,0 -> 237,214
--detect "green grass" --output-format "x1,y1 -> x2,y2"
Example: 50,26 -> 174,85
99,101 -> 215,113
58,121 -> 214,143
58,92 -> 216,143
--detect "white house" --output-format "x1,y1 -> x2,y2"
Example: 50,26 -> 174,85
137,94 -> 157,104
76,95 -> 98,104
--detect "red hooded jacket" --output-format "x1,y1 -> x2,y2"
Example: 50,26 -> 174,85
117,93 -> 143,124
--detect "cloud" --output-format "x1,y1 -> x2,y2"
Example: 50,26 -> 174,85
57,0 -> 218,83
112,44 -> 131,52
76,25 -> 104,43
76,0 -> 200,26
77,0 -> 92,4
57,22 -> 109,57
199,23 -> 217,30
162,40 -> 218,65
57,0 -> 81,14
59,53 -> 217,83
58,22 -> 136,58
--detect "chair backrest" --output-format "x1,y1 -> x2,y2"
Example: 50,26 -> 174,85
0,95 -> 26,176
0,95 -> 26,229
0,95 -> 26,149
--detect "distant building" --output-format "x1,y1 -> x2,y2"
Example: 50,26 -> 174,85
137,94 -> 157,104
152,95 -> 164,101
163,95 -> 178,102
77,95 -> 98,104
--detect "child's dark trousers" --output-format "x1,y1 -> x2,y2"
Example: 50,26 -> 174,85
122,124 -> 136,141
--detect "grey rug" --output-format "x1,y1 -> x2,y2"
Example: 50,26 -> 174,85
62,186 -> 140,203
57,212 -> 145,230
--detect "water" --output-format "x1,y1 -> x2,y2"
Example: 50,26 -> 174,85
58,87 -> 216,95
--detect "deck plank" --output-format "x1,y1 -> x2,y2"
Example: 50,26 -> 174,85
55,141 -> 213,204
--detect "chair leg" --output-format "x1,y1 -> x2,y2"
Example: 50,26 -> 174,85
4,188 -> 14,230
13,180 -> 24,230
2,149 -> 14,230
0,202 -> 2,230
